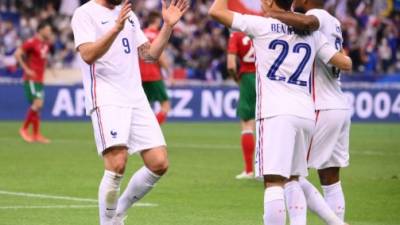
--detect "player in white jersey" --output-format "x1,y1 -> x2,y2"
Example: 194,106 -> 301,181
209,0 -> 352,224
268,0 -> 351,223
71,1 -> 188,225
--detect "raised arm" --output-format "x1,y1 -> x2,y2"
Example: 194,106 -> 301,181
328,52 -> 352,71
267,11 -> 319,31
138,0 -> 189,62
208,0 -> 234,27
77,1 -> 132,65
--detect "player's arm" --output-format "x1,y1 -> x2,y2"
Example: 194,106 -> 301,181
328,52 -> 352,71
267,11 -> 320,31
227,53 -> 238,81
14,46 -> 35,77
77,1 -> 132,65
208,0 -> 234,27
138,0 -> 189,62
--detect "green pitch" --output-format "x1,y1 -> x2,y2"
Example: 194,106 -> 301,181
0,122 -> 399,225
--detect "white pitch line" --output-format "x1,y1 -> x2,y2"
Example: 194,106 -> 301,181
0,203 -> 157,210
0,190 -> 158,207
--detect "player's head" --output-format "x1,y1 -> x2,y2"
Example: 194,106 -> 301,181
293,0 -> 324,13
37,21 -> 53,41
106,0 -> 123,6
261,0 -> 293,13
148,11 -> 162,29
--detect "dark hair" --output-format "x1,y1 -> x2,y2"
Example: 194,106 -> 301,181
148,11 -> 161,25
275,0 -> 293,10
37,20 -> 52,32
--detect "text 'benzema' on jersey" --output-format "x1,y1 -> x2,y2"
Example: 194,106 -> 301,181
306,9 -> 350,110
231,13 -> 338,120
71,0 -> 148,115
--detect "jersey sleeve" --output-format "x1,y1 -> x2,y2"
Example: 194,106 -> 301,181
305,9 -> 325,30
227,33 -> 238,54
231,13 -> 266,37
131,12 -> 148,48
21,39 -> 35,53
71,9 -> 96,49
315,31 -> 338,64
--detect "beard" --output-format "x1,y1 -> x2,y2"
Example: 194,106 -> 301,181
294,6 -> 306,13
107,0 -> 123,6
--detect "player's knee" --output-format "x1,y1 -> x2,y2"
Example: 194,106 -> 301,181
149,157 -> 169,176
264,175 -> 286,188
103,147 -> 129,174
318,167 -> 340,185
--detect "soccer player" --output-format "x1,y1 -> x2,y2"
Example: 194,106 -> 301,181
227,31 -> 256,179
71,1 -> 188,225
15,21 -> 53,144
208,0 -> 352,224
140,11 -> 171,125
267,0 -> 351,222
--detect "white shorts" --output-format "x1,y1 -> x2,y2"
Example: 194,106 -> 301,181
90,104 -> 166,155
255,115 -> 314,179
307,109 -> 351,170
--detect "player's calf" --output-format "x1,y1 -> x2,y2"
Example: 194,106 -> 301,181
319,167 -> 346,221
263,175 -> 287,225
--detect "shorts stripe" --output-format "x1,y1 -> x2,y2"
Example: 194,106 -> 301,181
90,64 -> 97,108
29,81 -> 36,95
311,61 -> 316,102
95,108 -> 106,150
257,119 -> 264,176
307,110 -> 320,161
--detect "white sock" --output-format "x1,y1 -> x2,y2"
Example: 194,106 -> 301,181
284,181 -> 307,225
299,178 -> 344,225
322,181 -> 346,221
116,166 -> 161,217
263,186 -> 286,225
99,170 -> 123,225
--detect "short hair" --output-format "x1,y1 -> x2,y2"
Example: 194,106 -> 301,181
37,20 -> 52,32
148,11 -> 161,25
275,0 -> 293,10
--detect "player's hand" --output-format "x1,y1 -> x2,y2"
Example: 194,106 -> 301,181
25,68 -> 36,78
114,0 -> 132,32
161,0 -> 189,28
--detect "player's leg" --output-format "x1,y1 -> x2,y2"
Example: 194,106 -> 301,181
314,110 -> 350,220
115,102 -> 167,221
99,147 -> 128,225
257,116 -> 299,225
284,118 -> 314,225
157,99 -> 170,125
299,177 -> 345,225
91,107 -> 132,225
155,80 -> 170,125
236,119 -> 255,179
20,81 -> 37,142
236,73 -> 256,179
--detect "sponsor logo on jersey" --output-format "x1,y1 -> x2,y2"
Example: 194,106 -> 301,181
110,130 -> 118,138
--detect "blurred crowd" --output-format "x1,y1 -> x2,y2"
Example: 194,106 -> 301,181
0,0 -> 399,82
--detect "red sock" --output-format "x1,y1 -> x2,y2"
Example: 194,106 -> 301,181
156,111 -> 167,125
23,108 -> 35,130
241,131 -> 255,173
31,110 -> 40,135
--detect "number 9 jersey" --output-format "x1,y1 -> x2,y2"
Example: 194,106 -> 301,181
71,1 -> 149,115
231,12 -> 339,121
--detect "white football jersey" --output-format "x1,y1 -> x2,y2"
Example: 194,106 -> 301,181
71,0 -> 148,115
307,9 -> 350,110
232,13 -> 338,120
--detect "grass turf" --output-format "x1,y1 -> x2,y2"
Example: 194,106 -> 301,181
0,122 -> 399,225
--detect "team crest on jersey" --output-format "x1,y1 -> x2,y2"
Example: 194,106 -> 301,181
128,17 -> 135,28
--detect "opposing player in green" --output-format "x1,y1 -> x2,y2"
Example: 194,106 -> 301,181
227,31 -> 256,179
